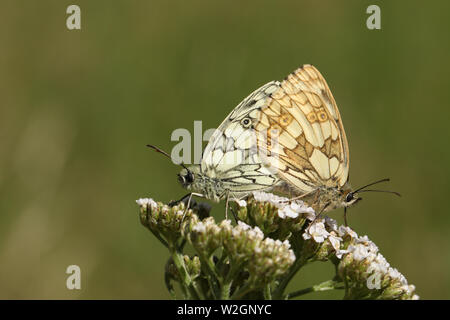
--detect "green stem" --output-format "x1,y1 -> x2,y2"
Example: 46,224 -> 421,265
264,284 -> 272,300
287,279 -> 344,299
230,282 -> 253,300
164,270 -> 177,299
273,258 -> 306,299
170,246 -> 192,298
220,281 -> 232,300
148,229 -> 169,249
198,253 -> 220,299
191,280 -> 205,300
220,261 -> 242,300
343,270 -> 350,300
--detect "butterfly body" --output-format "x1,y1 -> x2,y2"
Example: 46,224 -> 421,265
178,165 -> 226,202
311,184 -> 359,212
178,163 -> 280,202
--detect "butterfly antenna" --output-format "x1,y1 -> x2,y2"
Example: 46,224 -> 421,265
356,189 -> 401,197
146,144 -> 189,171
354,178 -> 401,197
353,178 -> 390,193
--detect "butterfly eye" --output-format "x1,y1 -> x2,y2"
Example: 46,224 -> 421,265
241,117 -> 252,128
178,171 -> 194,186
345,192 -> 354,203
186,171 -> 194,183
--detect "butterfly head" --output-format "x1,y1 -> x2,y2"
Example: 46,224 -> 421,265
340,178 -> 401,208
341,188 -> 361,208
178,167 -> 195,189
178,165 -> 203,190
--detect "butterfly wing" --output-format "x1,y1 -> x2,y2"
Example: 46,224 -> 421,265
254,65 -> 350,193
200,82 -> 281,195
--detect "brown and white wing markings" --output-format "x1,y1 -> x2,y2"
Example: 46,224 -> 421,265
200,81 -> 281,194
255,65 -> 350,194
202,81 -> 280,174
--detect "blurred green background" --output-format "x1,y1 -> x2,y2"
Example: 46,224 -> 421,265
1,0 -> 449,299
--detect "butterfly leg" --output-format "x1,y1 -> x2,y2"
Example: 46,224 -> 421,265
182,192 -> 205,221
305,189 -> 327,233
306,201 -> 331,233
314,202 -> 330,220
344,207 -> 348,226
169,193 -> 192,207
281,189 -> 316,204
228,193 -> 245,222
312,189 -> 320,207
229,205 -> 238,223
225,191 -> 230,220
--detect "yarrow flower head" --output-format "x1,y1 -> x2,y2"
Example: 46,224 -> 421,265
252,191 -> 315,220
187,216 -> 223,256
138,193 -> 419,300
137,197 -> 193,247
136,198 -> 157,211
303,217 -> 419,300
186,215 -> 296,290
303,220 -> 330,243
234,192 -> 316,241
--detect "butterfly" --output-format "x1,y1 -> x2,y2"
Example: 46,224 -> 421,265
151,65 -> 398,223
250,65 -> 399,223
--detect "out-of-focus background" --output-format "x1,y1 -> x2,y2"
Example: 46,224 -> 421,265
1,0 -> 449,299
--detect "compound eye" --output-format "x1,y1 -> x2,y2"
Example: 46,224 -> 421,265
345,192 -> 354,202
186,171 -> 194,183
177,174 -> 185,184
241,117 -> 252,128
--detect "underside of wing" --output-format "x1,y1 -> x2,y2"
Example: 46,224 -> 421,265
254,65 -> 350,193
219,163 -> 279,194
200,81 -> 281,194
201,81 -> 280,174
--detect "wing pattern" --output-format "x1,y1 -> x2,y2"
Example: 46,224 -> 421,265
254,65 -> 350,193
200,81 -> 281,194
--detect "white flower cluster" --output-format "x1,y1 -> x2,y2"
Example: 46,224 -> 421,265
220,220 -> 295,264
191,217 -> 221,234
261,237 -> 296,265
136,197 -> 158,210
188,217 -> 296,282
231,220 -> 295,263
252,191 -> 315,220
225,221 -> 296,283
303,216 -> 419,298
187,217 -> 224,254
232,220 -> 265,240
345,235 -> 418,299
302,216 -> 348,258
